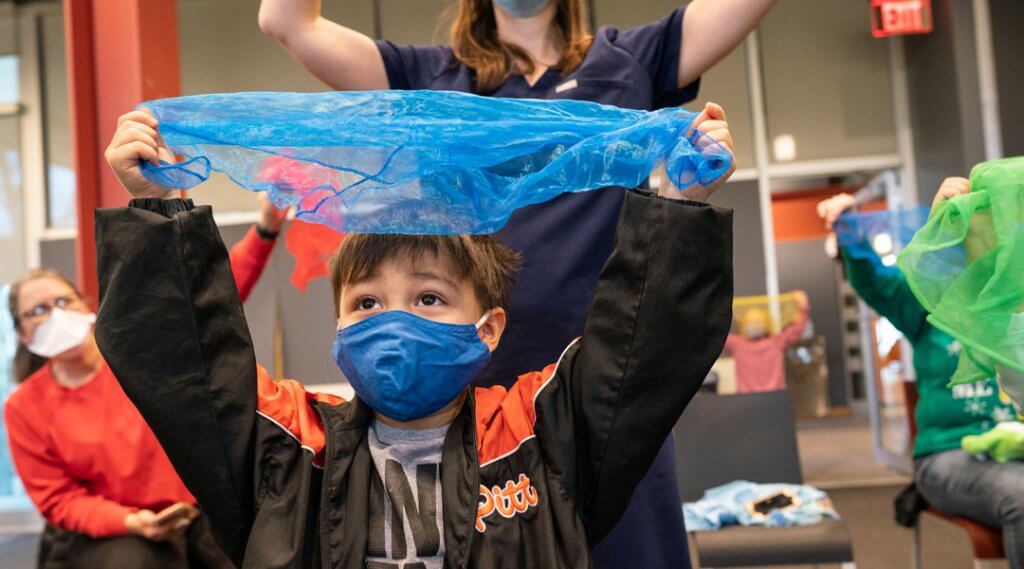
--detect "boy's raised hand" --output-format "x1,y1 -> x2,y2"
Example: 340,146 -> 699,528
660,102 -> 736,202
815,193 -> 856,231
933,176 -> 970,209
105,109 -> 181,200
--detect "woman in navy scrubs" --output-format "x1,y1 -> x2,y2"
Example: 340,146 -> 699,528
260,1 -> 774,567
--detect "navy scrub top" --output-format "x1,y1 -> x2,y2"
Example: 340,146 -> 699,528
376,7 -> 698,389
376,8 -> 698,569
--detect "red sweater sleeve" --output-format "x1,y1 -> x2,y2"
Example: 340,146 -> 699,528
229,226 -> 276,302
4,402 -> 133,537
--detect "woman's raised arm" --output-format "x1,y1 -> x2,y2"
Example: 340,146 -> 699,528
679,0 -> 777,87
258,0 -> 389,90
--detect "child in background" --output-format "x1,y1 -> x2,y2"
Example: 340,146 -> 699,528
819,183 -> 1024,565
93,108 -> 735,568
723,291 -> 810,393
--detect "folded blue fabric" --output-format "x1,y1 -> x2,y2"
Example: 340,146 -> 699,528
139,90 -> 731,234
684,481 -> 839,531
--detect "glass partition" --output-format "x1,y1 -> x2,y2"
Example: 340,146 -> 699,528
0,0 -> 29,511
40,11 -> 75,229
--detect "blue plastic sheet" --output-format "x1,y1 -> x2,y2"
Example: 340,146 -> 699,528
834,206 -> 931,276
139,90 -> 732,234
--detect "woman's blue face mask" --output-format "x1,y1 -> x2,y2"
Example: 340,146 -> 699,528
331,310 -> 492,422
493,0 -> 550,18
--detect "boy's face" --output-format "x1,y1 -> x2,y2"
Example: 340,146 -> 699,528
337,256 -> 506,352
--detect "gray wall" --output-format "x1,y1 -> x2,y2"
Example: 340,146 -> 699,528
903,0 -> 987,203
776,238 -> 846,407
710,181 -> 766,298
39,239 -> 76,285
991,0 -> 1024,158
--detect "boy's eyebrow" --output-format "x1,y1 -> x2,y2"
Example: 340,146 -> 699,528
411,271 -> 459,288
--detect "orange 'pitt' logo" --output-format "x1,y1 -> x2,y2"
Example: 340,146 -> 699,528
475,473 -> 540,532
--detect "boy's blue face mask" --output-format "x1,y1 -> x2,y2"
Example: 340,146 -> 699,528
332,310 -> 492,422
494,0 -> 549,18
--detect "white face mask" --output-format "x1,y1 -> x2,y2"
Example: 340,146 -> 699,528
26,308 -> 96,358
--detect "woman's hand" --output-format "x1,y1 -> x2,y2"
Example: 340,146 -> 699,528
104,110 -> 181,200
933,176 -> 970,209
124,508 -> 190,542
257,193 -> 290,235
815,193 -> 857,230
660,102 -> 736,202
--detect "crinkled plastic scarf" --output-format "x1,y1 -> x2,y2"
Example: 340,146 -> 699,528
834,205 -> 930,277
139,90 -> 732,234
898,157 -> 1024,385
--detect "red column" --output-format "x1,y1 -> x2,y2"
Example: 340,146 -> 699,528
65,0 -> 181,301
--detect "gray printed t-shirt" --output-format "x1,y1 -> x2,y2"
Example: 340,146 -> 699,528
366,420 -> 449,569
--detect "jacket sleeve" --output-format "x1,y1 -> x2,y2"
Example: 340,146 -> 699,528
841,243 -> 929,342
534,189 -> 733,545
94,198 -> 256,564
229,225 -> 276,303
4,403 -> 133,537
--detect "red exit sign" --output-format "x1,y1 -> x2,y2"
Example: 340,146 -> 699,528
871,0 -> 933,38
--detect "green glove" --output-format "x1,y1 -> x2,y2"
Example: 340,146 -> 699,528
962,422 -> 1024,463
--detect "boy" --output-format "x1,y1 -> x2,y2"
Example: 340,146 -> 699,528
96,109 -> 734,568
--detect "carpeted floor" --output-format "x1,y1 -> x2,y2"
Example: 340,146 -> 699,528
0,534 -> 38,568
797,412 -> 910,487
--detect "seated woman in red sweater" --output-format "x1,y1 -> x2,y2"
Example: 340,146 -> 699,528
3,195 -> 285,568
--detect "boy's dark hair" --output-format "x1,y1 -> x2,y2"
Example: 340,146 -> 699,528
329,234 -> 520,315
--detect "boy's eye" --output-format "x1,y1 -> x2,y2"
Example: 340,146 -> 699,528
417,293 -> 444,307
356,297 -> 382,311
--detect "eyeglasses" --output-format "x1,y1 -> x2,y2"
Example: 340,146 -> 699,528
19,296 -> 75,321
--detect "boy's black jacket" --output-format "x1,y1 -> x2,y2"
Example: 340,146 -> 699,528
94,190 -> 733,569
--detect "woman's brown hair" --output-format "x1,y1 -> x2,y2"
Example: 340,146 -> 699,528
449,0 -> 594,94
8,269 -> 85,383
